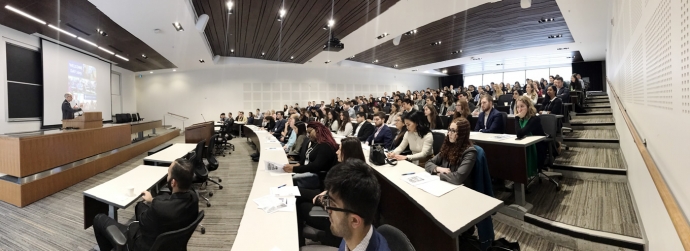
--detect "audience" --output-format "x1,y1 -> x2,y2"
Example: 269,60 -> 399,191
93,159 -> 199,251
540,85 -> 564,115
555,77 -> 570,101
366,112 -> 394,149
452,99 -> 472,123
272,111 -> 287,138
440,95 -> 455,116
524,83 -> 538,104
236,111 -> 247,123
474,94 -> 505,133
283,122 -> 339,189
424,104 -> 444,130
287,121 -> 307,155
263,115 -> 275,131
326,110 -> 340,132
401,99 -> 416,115
219,113 -> 227,122
387,111 -> 433,166
352,112 -> 375,141
343,101 -> 356,120
509,90 -> 522,115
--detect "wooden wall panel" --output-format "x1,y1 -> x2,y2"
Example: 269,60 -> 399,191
0,179 -> 21,206
17,124 -> 132,177
17,130 -> 180,207
185,121 -> 214,146
0,137 -> 20,176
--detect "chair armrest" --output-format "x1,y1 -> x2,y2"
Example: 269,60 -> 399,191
309,206 -> 329,218
105,225 -> 127,250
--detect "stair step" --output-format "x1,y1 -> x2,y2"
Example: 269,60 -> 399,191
571,117 -> 613,123
564,129 -> 618,139
554,146 -> 625,169
584,104 -> 611,108
584,100 -> 610,104
575,112 -> 612,116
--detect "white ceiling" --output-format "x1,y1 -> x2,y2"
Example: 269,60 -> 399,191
89,0 -> 610,76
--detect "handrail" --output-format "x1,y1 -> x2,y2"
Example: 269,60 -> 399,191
607,79 -> 690,250
167,112 -> 189,120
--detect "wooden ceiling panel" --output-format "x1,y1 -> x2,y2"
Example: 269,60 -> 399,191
348,0 -> 574,70
0,0 -> 176,72
191,0 -> 399,63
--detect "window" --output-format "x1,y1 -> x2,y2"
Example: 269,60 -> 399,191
482,73 -> 503,87
464,75 -> 482,88
550,66 -> 572,79
503,71 -> 525,85
525,68 -> 550,84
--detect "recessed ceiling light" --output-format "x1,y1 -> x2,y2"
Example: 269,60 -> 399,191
97,46 -> 115,55
322,25 -> 329,30
115,54 -> 129,61
77,37 -> 97,47
230,49 -> 235,53
325,60 -> 331,64
226,1 -> 233,10
403,29 -> 418,36
47,24 -> 77,38
441,69 -> 448,73
538,17 -> 556,23
548,34 -> 563,38
261,52 -> 265,57
173,69 -> 177,71
5,5 -> 46,25
566,56 -> 573,59
142,54 -> 148,59
496,63 -> 503,66
348,55 -> 355,59
97,28 -> 107,36
393,64 -> 398,68
451,50 -> 460,55
557,47 -> 569,50
327,19 -> 335,28
372,59 -> 379,64
172,22 -> 184,31
430,41 -> 442,46
290,56 -> 294,60
376,33 -> 389,39
279,8 -> 286,18
149,71 -> 153,74
199,59 -> 205,63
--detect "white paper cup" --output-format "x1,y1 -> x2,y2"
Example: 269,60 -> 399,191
503,102 -> 508,106
127,187 -> 135,197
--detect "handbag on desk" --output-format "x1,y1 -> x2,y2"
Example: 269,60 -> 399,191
369,144 -> 397,166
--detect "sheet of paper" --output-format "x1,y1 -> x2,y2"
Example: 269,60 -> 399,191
265,147 -> 283,151
264,160 -> 285,173
276,197 -> 296,212
270,186 -> 301,197
492,134 -> 513,141
401,172 -> 439,187
253,195 -> 288,213
417,180 -> 459,197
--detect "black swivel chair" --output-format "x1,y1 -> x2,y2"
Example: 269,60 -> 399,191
431,132 -> 445,156
499,112 -> 508,134
536,114 -> 562,190
124,114 -> 132,123
131,113 -> 138,122
191,141 -> 213,207
378,224 -> 415,251
137,113 -> 144,121
205,134 -> 223,189
105,210 -> 205,251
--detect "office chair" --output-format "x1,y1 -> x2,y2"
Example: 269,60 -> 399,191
137,113 -> 144,121
124,114 -> 132,123
253,119 -> 262,126
389,127 -> 399,138
205,134 -> 224,189
191,140 -> 213,207
131,113 -> 138,122
288,136 -> 310,165
378,224 -> 415,251
500,112 -> 508,134
105,210 -> 205,251
497,94 -> 513,106
431,132 -> 445,156
535,114 -> 562,190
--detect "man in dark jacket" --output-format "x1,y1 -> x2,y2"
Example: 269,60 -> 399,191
273,111 -> 287,138
353,112 -> 375,142
474,94 -> 505,133
92,159 -> 199,251
366,112 -> 393,149
62,93 -> 82,120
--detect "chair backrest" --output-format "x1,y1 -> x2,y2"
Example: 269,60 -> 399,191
124,113 -> 132,123
383,106 -> 391,113
431,132 -> 445,155
131,113 -> 138,122
539,114 -> 558,138
498,94 -> 513,105
149,210 -> 205,251
194,140 -> 206,165
207,135 -> 219,171
253,119 -> 262,126
116,114 -> 124,123
377,224 -> 415,251
389,127 -> 399,138
499,112 -> 508,134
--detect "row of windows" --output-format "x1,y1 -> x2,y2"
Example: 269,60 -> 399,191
464,66 -> 572,87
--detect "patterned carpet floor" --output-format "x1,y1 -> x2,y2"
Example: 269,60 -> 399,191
564,129 -> 619,139
555,147 -> 625,169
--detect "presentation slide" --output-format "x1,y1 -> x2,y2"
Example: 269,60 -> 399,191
42,40 -> 112,126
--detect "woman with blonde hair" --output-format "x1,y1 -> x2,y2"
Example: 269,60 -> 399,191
524,82 -> 538,104
492,84 -> 504,100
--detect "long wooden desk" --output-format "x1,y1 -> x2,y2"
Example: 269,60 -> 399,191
234,125 -> 298,251
83,165 -> 168,229
131,120 -> 163,141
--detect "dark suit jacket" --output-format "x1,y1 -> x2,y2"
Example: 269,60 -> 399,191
541,97 -> 564,115
61,100 -> 81,120
474,108 -> 504,133
366,124 -> 393,149
556,86 -> 570,102
354,122 -> 375,142
133,191 -> 199,251
273,119 -> 287,138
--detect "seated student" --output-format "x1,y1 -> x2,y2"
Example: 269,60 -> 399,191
327,110 -> 341,132
386,104 -> 401,127
451,99 -> 472,124
540,85 -> 564,115
263,116 -> 275,131
424,104 -> 444,130
297,137 -> 366,247
92,159 -> 199,251
247,112 -> 255,125
474,94 -> 505,133
366,112 -> 393,149
508,90 -> 523,115
336,111 -> 354,136
236,111 -> 247,123
283,114 -> 299,147
515,96 -> 545,177
387,111 -> 434,166
389,115 -> 408,151
272,111 -> 287,138
219,113 -> 227,122
425,117 -> 476,186
283,122 -> 339,189
319,158 -> 390,251
458,92 -> 475,111
287,122 -> 307,155
352,112 -> 375,141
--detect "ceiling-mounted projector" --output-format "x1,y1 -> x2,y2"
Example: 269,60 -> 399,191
323,37 -> 344,52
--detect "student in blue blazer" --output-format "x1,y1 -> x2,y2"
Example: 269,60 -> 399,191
474,94 -> 505,133
366,112 -> 393,149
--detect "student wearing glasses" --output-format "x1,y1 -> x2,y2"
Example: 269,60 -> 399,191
317,159 -> 390,251
425,117 -> 477,186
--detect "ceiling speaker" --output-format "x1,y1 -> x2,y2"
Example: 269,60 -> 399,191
213,55 -> 221,63
393,35 -> 402,46
196,14 -> 209,32
520,0 -> 531,8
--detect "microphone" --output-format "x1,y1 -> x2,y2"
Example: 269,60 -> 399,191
201,114 -> 206,122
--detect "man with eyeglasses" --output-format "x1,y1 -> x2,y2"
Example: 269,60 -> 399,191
313,159 -> 390,251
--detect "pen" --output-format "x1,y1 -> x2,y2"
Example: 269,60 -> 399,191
402,172 -> 415,176
277,184 -> 286,188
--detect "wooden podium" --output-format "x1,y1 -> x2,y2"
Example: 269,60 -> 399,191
62,112 -> 103,129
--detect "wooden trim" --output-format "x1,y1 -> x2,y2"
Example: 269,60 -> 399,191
607,79 -> 690,250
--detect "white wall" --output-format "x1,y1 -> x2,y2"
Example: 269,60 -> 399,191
112,65 -> 137,114
607,0 -> 687,249
135,65 -> 438,128
0,24 -> 41,134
